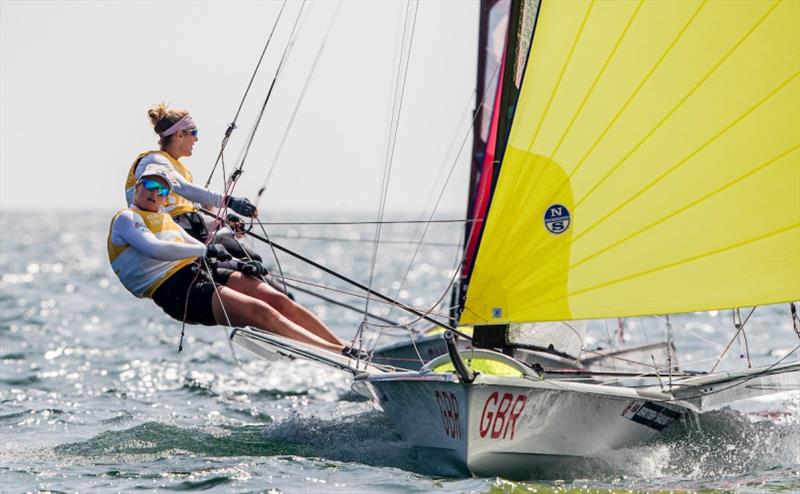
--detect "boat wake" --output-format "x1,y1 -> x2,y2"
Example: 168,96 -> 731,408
37,395 -> 799,486
578,399 -> 800,487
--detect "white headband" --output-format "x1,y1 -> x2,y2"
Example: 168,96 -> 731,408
158,114 -> 196,137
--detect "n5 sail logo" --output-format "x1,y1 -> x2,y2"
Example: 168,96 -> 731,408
544,204 -> 571,235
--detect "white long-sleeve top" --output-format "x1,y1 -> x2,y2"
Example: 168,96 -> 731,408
111,210 -> 208,260
108,208 -> 207,297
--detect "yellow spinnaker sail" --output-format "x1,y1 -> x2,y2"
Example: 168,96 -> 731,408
461,0 -> 800,325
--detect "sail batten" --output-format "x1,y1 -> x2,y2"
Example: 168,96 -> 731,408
461,0 -> 800,325
573,72 -> 800,246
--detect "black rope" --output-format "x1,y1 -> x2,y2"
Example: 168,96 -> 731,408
246,218 -> 476,226
282,280 -> 399,326
198,208 -> 469,337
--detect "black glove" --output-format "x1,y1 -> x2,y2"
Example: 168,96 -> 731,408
238,260 -> 268,277
228,196 -> 257,218
205,244 -> 232,262
226,213 -> 247,234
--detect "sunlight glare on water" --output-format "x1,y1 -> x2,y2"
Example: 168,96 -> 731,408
0,211 -> 798,492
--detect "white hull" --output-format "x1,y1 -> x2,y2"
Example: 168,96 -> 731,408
362,367 -> 686,479
230,327 -> 797,478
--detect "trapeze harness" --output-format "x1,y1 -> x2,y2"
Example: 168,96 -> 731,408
107,207 -> 204,298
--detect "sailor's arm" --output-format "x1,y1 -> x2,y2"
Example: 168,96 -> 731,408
134,158 -> 224,209
113,211 -> 206,261
134,158 -> 258,216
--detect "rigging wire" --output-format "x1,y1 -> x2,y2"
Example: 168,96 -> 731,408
710,307 -> 757,373
244,218 -> 476,226
204,0 -> 289,188
229,1 -> 308,191
255,1 -> 343,207
198,209 -> 459,330
667,344 -> 800,403
263,232 -> 461,247
383,59 -> 503,323
361,0 -> 420,323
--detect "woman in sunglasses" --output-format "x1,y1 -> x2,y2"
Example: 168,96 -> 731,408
124,103 -> 258,243
109,166 -> 346,353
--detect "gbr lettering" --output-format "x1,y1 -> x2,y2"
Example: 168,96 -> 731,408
434,390 -> 461,439
478,392 -> 527,440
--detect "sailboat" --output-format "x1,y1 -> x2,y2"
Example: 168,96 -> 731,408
225,0 -> 799,479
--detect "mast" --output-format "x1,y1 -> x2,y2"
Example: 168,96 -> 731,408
454,0 -> 541,323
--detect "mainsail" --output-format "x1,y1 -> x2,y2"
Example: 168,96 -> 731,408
461,0 -> 800,324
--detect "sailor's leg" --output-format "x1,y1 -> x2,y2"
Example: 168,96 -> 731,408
223,272 -> 345,346
210,284 -> 343,352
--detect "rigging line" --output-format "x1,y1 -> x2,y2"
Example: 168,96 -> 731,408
204,0 -> 289,188
650,314 -> 725,351
603,319 -> 618,372
242,265 -> 456,321
710,307 -> 757,373
281,280 -> 399,326
247,218 -> 476,226
232,1 -> 308,185
255,1 -> 343,207
260,270 -> 453,319
363,0 -> 421,320
264,233 -> 462,247
583,348 -> 661,372
372,250 -> 467,336
202,257 -> 240,365
198,208 -> 464,334
255,217 -> 289,295
384,59 -> 502,321
667,344 -> 800,403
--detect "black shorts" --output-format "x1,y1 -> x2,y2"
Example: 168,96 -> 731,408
152,264 -> 234,326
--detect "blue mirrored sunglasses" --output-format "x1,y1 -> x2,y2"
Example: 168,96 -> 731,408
141,179 -> 170,197
186,128 -> 198,137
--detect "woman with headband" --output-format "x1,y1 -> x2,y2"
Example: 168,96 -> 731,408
124,103 -> 258,243
110,165 -> 347,354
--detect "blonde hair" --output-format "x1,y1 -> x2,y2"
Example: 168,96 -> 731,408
147,103 -> 189,148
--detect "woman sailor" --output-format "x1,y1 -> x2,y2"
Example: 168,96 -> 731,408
124,103 -> 257,243
109,165 -> 346,353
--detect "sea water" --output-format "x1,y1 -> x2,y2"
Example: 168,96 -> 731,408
1,211 -> 798,493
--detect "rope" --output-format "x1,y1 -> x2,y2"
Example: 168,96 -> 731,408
262,232 -> 461,247
204,0 -> 289,188
383,58 -> 503,324
668,343 -> 800,403
230,1 -> 307,191
198,209 -> 459,331
361,0 -> 421,326
710,307 -> 757,373
244,218 -> 476,226
255,1 -> 343,207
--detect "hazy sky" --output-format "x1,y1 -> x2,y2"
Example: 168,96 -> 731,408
1,0 -> 478,215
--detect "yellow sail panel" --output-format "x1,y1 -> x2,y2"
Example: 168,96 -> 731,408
461,0 -> 800,325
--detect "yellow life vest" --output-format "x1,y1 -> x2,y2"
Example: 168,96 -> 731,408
125,150 -> 196,217
107,207 -> 196,298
